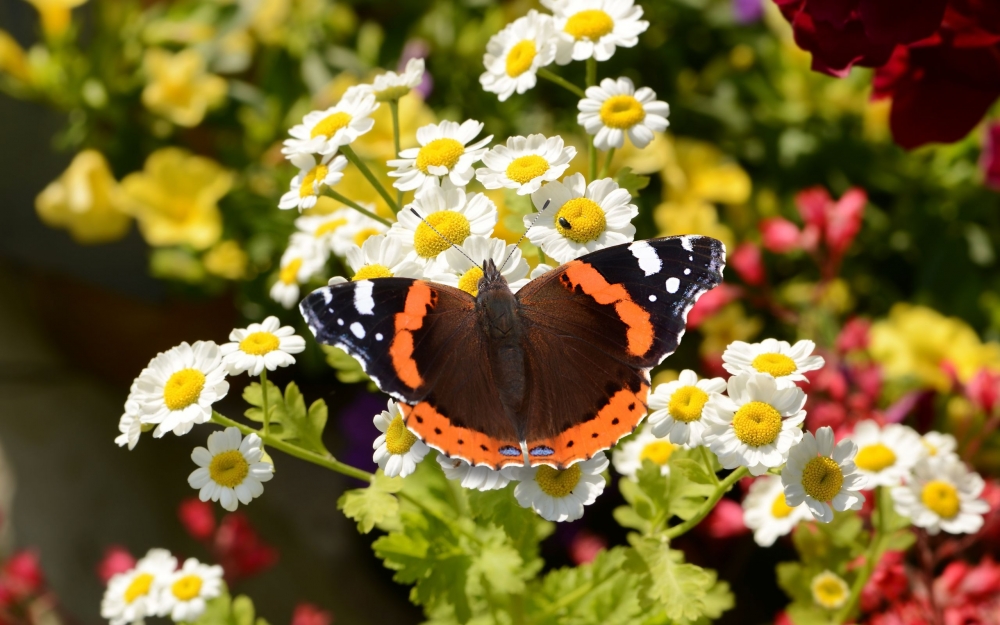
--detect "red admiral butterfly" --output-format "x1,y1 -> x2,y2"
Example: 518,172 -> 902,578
300,235 -> 726,470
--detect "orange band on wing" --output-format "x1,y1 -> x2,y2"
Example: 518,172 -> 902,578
390,281 -> 435,389
400,402 -> 523,470
564,260 -> 654,357
526,379 -> 650,469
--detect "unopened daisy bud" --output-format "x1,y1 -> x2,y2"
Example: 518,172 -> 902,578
504,452 -> 609,522
782,426 -> 867,523
373,400 -> 429,478
811,570 -> 850,610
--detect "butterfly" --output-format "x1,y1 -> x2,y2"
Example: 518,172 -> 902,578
300,235 -> 726,470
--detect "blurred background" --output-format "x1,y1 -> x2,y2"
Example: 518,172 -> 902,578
1,0 -> 999,623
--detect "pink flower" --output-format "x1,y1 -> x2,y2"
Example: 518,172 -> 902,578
759,217 -> 802,253
96,546 -> 135,585
836,317 -> 871,353
568,530 -> 607,565
686,284 -> 741,329
730,243 -> 766,286
178,498 -> 216,541
966,368 -> 1000,414
214,513 -> 279,583
292,603 -> 334,625
983,123 -> 1000,191
861,551 -> 909,612
793,186 -> 867,258
698,499 -> 748,538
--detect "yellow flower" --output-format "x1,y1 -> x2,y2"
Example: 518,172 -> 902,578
608,131 -> 673,177
203,241 -> 249,280
35,150 -> 131,244
661,137 -> 752,206
121,148 -> 232,250
142,49 -> 227,127
0,30 -> 31,83
23,0 -> 88,38
699,303 -> 763,357
870,304 -> 1000,390
653,200 -> 736,253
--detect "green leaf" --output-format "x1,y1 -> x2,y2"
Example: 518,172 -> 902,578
786,602 -> 838,625
189,589 -> 232,625
338,472 -> 403,534
467,530 -> 526,596
614,166 -> 651,196
321,345 -> 375,388
231,595 -> 255,625
614,461 -> 670,534
529,547 -> 647,625
667,456 -> 717,521
245,381 -> 329,454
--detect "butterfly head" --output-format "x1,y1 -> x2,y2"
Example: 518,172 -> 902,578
479,258 -> 508,294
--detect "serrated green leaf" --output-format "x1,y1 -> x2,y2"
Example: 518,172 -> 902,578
467,535 -> 525,595
614,166 -> 651,196
245,381 -> 329,453
243,380 -> 286,435
338,472 -> 403,534
231,595 -> 255,625
529,547 -> 647,625
667,454 -> 717,521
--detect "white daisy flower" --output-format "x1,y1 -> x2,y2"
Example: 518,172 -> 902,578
742,475 -> 811,547
846,420 -> 922,487
269,239 -> 328,309
702,373 -> 806,476
388,120 -> 493,191
505,451 -> 609,522
480,10 -> 559,101
388,183 -> 497,268
437,454 -> 510,491
132,341 -> 229,438
783,426 -> 867,523
524,173 -> 637,263
476,134 -> 577,196
278,152 -> 348,211
101,549 -> 177,625
220,316 -> 306,376
282,92 -> 379,156
115,399 -> 143,450
373,400 -> 430,478
611,424 -> 678,478
363,57 -> 425,102
188,427 -> 274,512
647,369 -> 727,446
551,0 -> 649,63
577,77 -> 669,150
920,430 -> 959,461
721,339 -> 826,389
159,558 -> 224,623
295,208 -> 388,257
811,570 -> 850,610
426,235 -> 529,296
891,455 -> 990,535
346,234 -> 424,282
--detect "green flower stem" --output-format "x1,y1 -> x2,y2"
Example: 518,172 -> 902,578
586,58 -> 598,182
340,144 -> 399,214
211,411 -> 374,483
537,68 -> 586,98
835,487 -> 886,623
664,466 -> 748,539
325,189 -> 392,227
599,147 -> 616,178
389,99 -> 404,210
699,446 -> 721,485
260,368 -> 270,438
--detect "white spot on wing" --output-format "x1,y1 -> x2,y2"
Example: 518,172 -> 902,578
375,332 -> 384,341
680,236 -> 694,252
323,289 -> 333,304
666,277 -> 680,294
350,322 -> 365,339
629,241 -> 661,276
684,268 -> 691,275
649,295 -> 657,302
354,280 -> 375,315
337,318 -> 344,326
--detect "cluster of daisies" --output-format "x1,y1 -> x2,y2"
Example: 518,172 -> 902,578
269,0 -> 669,309
101,549 -> 223,625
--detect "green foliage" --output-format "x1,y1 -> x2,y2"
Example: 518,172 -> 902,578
613,166 -> 651,196
187,590 -> 270,625
243,380 -> 329,454
529,548 -> 646,624
338,471 -> 404,534
321,345 -> 377,390
614,450 -> 716,534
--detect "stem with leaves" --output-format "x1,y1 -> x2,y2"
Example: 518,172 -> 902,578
835,486 -> 887,623
340,144 -> 399,214
537,68 -> 587,98
260,368 -> 271,438
665,466 -> 747,539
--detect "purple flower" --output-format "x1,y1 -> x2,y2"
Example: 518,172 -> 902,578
733,0 -> 763,24
399,39 -> 433,99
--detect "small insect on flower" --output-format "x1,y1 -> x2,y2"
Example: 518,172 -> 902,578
476,134 -> 577,196
742,475 -> 811,547
388,120 -> 493,191
577,77 -> 669,150
722,338 -> 825,389
159,558 -> 224,623
811,570 -> 850,610
847,420 -> 922,487
611,423 -> 679,478
891,455 -> 990,535
783,426 -> 867,523
505,452 -> 609,522
278,153 -> 348,211
437,454 -> 511,491
188,427 -> 274,512
282,92 -> 379,157
551,0 -> 650,63
374,400 -> 430,478
101,549 -> 177,625
647,369 -> 727,446
480,10 -> 559,101
221,316 -> 306,377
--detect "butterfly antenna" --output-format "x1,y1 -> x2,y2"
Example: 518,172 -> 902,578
499,199 -> 551,272
410,208 -> 477,267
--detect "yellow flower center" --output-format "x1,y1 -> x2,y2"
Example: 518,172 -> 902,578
280,258 -> 303,285
171,574 -> 203,601
353,227 -> 382,246
123,573 -> 154,604
639,441 -> 675,466
732,401 -> 783,447
385,414 -> 418,455
752,353 -> 798,377
535,463 -> 582,498
922,440 -> 938,457
599,95 -> 646,130
458,266 -> 485,296
921,480 -> 960,519
801,456 -> 844,502
298,164 -> 330,198
353,264 -> 394,281
771,492 -> 796,519
310,111 -> 353,139
239,331 -> 280,356
314,218 -> 348,238
554,198 -> 606,244
415,138 -> 465,174
811,572 -> 849,610
163,368 -> 206,411
505,40 -> 538,77
854,443 -> 897,473
564,9 -> 615,40
505,154 -> 550,184
209,449 -> 250,488
413,210 -> 472,257
667,386 -> 709,423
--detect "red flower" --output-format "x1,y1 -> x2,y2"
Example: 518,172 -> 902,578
793,186 -> 867,259
0,551 -> 45,606
686,284 -> 741,329
697,499 -> 748,539
213,513 -> 279,583
861,550 -> 909,612
96,546 -> 135,585
836,317 -> 871,353
179,498 -> 216,541
759,217 -> 802,254
291,603 -> 334,625
568,530 -> 607,565
966,368 -> 1000,414
983,122 -> 1000,191
730,243 -> 766,286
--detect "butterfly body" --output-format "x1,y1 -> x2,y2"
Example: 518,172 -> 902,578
301,235 -> 726,470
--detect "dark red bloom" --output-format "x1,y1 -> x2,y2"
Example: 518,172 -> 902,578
213,513 -> 278,583
291,603 -> 334,625
861,551 -> 909,612
179,498 -> 217,541
983,123 -> 1000,191
96,546 -> 135,585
